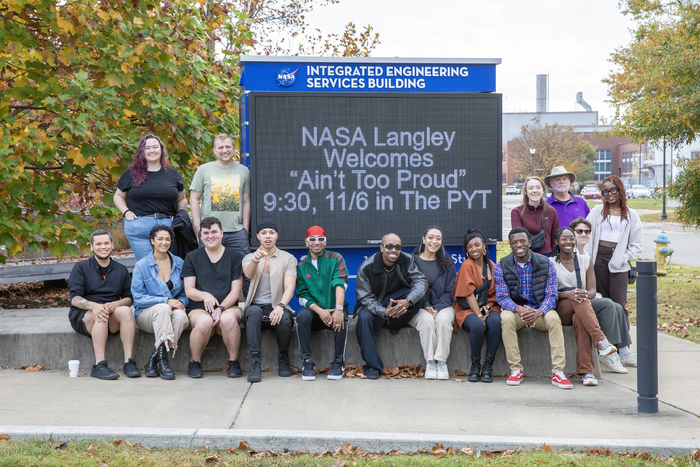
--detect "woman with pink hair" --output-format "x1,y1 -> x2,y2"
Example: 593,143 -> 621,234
114,135 -> 187,262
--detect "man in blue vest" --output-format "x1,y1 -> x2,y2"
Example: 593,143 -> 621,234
494,227 -> 572,389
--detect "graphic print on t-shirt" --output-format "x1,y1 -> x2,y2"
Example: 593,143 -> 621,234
211,174 -> 240,212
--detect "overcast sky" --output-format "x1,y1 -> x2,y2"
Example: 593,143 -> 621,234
304,0 -> 636,121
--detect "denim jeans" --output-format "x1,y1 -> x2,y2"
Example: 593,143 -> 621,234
124,216 -> 173,263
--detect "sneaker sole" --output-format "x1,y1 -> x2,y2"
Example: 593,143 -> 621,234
552,381 -> 573,389
247,376 -> 261,383
598,346 -> 618,357
437,375 -> 450,380
91,373 -> 119,380
600,363 -> 628,374
327,374 -> 344,380
228,373 -> 243,378
583,380 -> 598,386
506,379 -> 522,386
301,375 -> 316,381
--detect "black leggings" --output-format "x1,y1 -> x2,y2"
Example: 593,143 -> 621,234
462,312 -> 501,357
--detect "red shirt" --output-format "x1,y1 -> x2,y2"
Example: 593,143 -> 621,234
510,203 -> 559,255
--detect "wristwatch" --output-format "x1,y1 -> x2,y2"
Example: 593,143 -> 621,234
334,304 -> 343,311
407,299 -> 415,309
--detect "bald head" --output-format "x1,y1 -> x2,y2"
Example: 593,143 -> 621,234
380,233 -> 402,267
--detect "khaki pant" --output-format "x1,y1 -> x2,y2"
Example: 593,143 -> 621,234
409,306 -> 455,363
136,303 -> 189,355
500,309 -> 566,373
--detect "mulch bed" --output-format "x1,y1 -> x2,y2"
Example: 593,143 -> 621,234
0,281 -> 70,310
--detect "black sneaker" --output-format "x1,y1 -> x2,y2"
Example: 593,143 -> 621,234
278,353 -> 292,377
327,361 -> 345,380
90,360 -> 119,380
123,358 -> 141,378
187,360 -> 203,379
301,359 -> 316,381
364,368 -> 379,380
227,360 -> 242,378
248,358 -> 261,383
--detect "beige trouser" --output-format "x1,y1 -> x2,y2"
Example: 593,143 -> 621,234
136,303 -> 189,356
409,307 -> 455,363
500,309 -> 566,373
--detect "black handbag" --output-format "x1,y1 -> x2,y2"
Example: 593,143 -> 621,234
473,261 -> 492,307
628,263 -> 637,285
529,214 -> 547,252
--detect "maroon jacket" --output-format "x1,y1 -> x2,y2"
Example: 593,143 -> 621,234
510,203 -> 559,255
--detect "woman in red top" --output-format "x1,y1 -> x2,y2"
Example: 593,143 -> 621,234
511,176 -> 559,256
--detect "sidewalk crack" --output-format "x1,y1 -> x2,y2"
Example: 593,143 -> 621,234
230,383 -> 252,429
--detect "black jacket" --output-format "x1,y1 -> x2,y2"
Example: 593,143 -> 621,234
354,251 -> 428,317
412,252 -> 455,311
169,209 -> 198,260
499,251 -> 550,307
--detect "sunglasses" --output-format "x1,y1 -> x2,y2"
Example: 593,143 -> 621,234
601,187 -> 619,196
574,229 -> 591,235
307,236 -> 326,243
382,244 -> 403,251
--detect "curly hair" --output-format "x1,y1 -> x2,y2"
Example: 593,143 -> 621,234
551,227 -> 577,263
463,228 -> 490,263
129,134 -> 168,186
413,226 -> 450,271
600,175 -> 629,223
149,225 -> 174,243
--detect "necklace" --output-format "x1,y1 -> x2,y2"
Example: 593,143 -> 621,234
384,265 -> 395,272
560,258 -> 574,264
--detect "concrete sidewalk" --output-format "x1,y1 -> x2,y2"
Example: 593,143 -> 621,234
1,327 -> 698,454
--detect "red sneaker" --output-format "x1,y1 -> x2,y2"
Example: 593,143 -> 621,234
506,369 -> 524,386
552,370 -> 573,389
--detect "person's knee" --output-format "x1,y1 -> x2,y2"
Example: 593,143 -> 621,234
296,307 -> 314,326
500,311 -> 516,328
278,310 -> 293,330
219,311 -> 240,330
193,315 -> 214,333
544,311 -> 562,327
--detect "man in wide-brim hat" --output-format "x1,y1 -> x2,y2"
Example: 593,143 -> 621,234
544,166 -> 590,228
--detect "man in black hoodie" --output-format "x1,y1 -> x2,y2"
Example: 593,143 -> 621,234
354,233 -> 428,379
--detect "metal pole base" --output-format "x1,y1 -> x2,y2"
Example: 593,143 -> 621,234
637,395 -> 658,413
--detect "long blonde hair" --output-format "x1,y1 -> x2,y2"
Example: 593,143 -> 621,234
519,176 -> 548,221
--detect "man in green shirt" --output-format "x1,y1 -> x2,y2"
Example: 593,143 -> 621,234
295,226 -> 349,381
190,134 -> 250,255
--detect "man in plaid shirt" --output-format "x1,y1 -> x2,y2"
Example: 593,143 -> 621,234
494,227 -> 572,389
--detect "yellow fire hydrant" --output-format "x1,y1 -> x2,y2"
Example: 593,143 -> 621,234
653,230 -> 673,276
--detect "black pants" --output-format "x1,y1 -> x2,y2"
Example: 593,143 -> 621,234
355,305 -> 420,374
594,244 -> 630,329
295,307 -> 348,364
243,304 -> 294,354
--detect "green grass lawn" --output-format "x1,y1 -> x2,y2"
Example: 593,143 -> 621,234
584,198 -> 673,211
0,439 -> 697,466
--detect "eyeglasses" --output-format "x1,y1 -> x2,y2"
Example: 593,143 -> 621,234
601,187 -> 619,196
574,229 -> 591,235
307,236 -> 326,243
382,244 -> 403,251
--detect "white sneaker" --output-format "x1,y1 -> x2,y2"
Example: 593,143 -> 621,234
424,360 -> 437,379
597,338 -> 617,357
620,352 -> 637,367
599,352 -> 628,374
436,361 -> 449,380
582,373 -> 598,386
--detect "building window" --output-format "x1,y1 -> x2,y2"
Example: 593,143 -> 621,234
595,150 -> 611,181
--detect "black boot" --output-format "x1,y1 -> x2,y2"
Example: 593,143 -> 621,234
467,355 -> 481,382
157,343 -> 175,380
481,352 -> 496,383
145,347 -> 159,378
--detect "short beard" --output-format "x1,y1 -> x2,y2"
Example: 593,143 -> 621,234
93,251 -> 112,261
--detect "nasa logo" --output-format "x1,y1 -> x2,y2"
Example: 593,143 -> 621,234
276,68 -> 298,87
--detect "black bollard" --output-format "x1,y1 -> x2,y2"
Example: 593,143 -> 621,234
636,261 -> 658,413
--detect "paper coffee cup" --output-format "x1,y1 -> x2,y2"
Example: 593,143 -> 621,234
68,360 -> 80,377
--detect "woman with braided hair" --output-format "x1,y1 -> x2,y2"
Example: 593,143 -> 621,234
453,228 -> 501,383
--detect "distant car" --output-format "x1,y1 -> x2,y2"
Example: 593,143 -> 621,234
505,185 -> 521,195
629,185 -> 651,198
582,185 -> 601,200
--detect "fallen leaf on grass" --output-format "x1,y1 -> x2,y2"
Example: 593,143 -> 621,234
460,446 -> 474,455
0,434 -> 10,441
204,455 -> 220,462
113,439 -> 124,446
331,462 -> 348,467
100,462 -> 109,467
239,440 -> 249,450
55,442 -> 69,450
226,446 -> 236,452
541,443 -> 552,452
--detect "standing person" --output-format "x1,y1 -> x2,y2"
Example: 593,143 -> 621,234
453,228 -> 501,383
545,166 -> 590,228
182,217 -> 244,379
354,233 -> 428,380
131,225 -> 189,380
411,226 -> 456,380
494,227 -> 572,389
295,226 -> 349,381
114,134 -> 188,263
511,176 -> 559,256
242,220 -> 297,383
585,175 -> 642,368
68,230 -> 140,380
551,227 -> 619,386
190,134 -> 250,255
568,218 -> 635,374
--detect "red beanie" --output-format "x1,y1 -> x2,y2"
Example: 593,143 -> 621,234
306,226 -> 325,238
